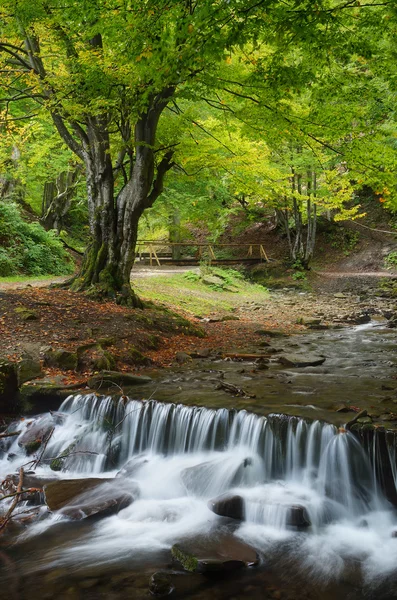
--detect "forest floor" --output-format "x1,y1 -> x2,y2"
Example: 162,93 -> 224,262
1,262 -> 396,388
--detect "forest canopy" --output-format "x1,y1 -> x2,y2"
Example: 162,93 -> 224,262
0,0 -> 396,293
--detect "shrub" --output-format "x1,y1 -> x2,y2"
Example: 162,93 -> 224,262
0,201 -> 74,276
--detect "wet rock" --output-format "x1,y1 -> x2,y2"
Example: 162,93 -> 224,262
149,572 -> 175,597
278,354 -> 326,368
346,409 -> 367,430
87,371 -> 152,390
18,415 -> 55,454
334,403 -> 354,413
357,416 -> 373,425
2,472 -> 59,504
116,455 -> 149,478
208,493 -> 245,520
44,478 -> 139,520
171,535 -> 258,574
288,505 -> 311,528
181,459 -> 252,495
44,348 -> 78,371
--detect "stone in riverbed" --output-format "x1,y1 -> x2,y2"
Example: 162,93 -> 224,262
149,572 -> 175,597
171,534 -> 258,574
18,414 -> 55,454
278,354 -> 326,368
207,493 -> 245,520
44,478 -> 139,520
116,454 -> 149,478
288,505 -> 311,528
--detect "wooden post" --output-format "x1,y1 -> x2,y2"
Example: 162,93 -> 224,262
208,245 -> 216,263
246,245 -> 253,257
149,245 -> 161,267
260,245 -> 269,262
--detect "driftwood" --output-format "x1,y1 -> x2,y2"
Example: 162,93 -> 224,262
223,353 -> 270,361
0,431 -> 20,439
215,381 -> 256,399
0,467 -> 24,533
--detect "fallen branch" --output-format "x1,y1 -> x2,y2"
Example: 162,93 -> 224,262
223,353 -> 271,361
32,427 -> 55,468
0,431 -> 20,439
0,488 -> 39,502
215,381 -> 256,398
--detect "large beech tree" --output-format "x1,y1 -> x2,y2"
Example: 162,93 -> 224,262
0,0 -> 268,304
1,0 -> 392,302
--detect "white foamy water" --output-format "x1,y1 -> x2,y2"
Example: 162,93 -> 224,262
1,394 -> 397,583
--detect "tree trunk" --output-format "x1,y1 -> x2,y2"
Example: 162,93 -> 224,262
68,93 -> 174,306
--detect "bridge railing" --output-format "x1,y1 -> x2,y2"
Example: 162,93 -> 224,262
135,240 -> 269,266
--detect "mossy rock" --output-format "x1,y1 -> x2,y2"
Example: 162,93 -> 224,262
15,307 -> 38,321
44,349 -> 78,371
17,358 -> 43,385
171,545 -> 198,573
87,371 -> 152,391
128,346 -> 152,366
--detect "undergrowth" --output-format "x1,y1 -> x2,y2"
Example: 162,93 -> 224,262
0,202 -> 74,276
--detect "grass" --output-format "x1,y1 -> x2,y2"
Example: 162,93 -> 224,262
0,274 -> 66,284
134,267 -> 269,317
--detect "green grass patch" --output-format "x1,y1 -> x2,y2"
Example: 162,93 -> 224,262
134,266 -> 269,317
0,274 -> 67,284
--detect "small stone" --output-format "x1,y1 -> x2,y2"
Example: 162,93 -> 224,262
278,354 -> 326,368
149,572 -> 174,597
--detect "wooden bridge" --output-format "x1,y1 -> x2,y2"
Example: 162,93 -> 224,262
135,240 -> 270,267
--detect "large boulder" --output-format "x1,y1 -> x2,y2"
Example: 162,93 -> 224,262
43,478 -> 139,520
207,493 -> 245,520
18,414 -> 55,454
278,354 -> 326,368
171,534 -> 258,573
17,358 -> 43,385
287,505 -> 311,528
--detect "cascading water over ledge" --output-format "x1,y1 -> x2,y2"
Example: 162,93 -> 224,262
2,394 -> 397,597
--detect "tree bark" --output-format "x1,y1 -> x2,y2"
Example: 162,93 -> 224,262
67,92 -> 174,306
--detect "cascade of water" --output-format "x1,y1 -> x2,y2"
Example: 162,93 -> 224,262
1,394 -> 392,531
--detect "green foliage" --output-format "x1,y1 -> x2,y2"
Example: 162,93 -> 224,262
327,228 -> 360,255
384,251 -> 397,269
0,202 -> 74,276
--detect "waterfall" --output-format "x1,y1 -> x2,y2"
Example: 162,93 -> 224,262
11,393 -> 382,522
2,393 -> 397,585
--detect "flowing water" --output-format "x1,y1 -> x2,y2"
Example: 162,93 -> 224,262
2,394 -> 397,599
